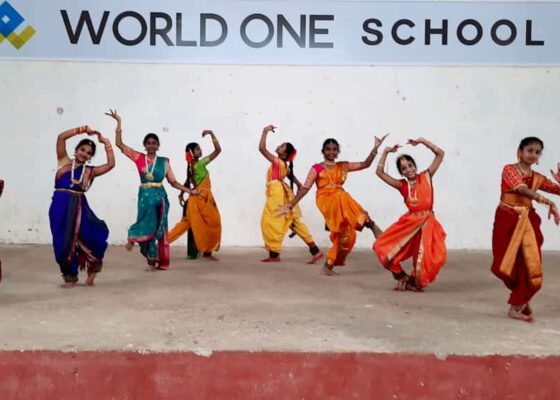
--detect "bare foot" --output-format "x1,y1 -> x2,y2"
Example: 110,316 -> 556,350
126,242 -> 134,251
60,282 -> 77,289
321,265 -> 339,276
85,272 -> 97,287
202,255 -> 220,262
145,265 -> 157,272
508,306 -> 533,322
261,257 -> 281,263
307,252 -> 324,265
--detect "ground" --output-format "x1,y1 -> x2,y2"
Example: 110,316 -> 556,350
1,245 -> 559,356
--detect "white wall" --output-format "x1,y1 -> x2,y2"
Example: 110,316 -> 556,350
0,61 -> 559,250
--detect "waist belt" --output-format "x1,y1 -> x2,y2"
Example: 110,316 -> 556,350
54,188 -> 84,195
140,182 -> 163,188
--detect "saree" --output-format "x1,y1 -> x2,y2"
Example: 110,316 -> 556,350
168,156 -> 222,258
373,171 -> 447,288
261,158 -> 314,253
313,162 -> 369,266
49,163 -> 108,282
126,153 -> 171,269
491,164 -> 560,305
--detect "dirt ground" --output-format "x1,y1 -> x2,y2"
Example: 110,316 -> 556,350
0,245 -> 559,356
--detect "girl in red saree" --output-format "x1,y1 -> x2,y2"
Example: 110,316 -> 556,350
281,136 -> 387,276
373,138 -> 446,291
491,137 -> 560,322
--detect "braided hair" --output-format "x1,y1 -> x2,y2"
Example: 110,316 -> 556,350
282,142 -> 297,191
185,142 -> 199,189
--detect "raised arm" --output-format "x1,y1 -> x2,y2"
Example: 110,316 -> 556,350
376,145 -> 402,189
202,130 -> 222,161
408,137 -> 445,177
105,109 -> 137,156
91,134 -> 116,177
259,124 -> 277,163
347,134 -> 388,172
56,126 -> 88,161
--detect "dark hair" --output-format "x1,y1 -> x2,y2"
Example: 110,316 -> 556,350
396,154 -> 417,174
75,139 -> 96,157
143,133 -> 160,146
282,142 -> 296,192
185,142 -> 199,189
518,137 -> 544,151
322,138 -> 340,153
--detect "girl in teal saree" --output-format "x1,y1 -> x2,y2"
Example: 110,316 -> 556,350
106,110 -> 198,270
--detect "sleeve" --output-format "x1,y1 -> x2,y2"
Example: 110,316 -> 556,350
199,156 -> 212,168
165,159 -> 177,182
540,177 -> 560,195
302,167 -> 318,189
502,165 -> 526,191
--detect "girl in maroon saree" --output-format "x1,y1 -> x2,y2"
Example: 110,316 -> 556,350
491,137 -> 560,322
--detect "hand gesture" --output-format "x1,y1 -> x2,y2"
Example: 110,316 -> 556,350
85,126 -> 100,137
387,144 -> 402,153
374,133 -> 389,149
551,162 -> 560,184
104,109 -> 121,122
277,205 -> 291,216
190,189 -> 200,196
407,138 -> 425,146
549,203 -> 560,226
263,124 -> 276,134
202,130 -> 214,138
178,193 -> 186,207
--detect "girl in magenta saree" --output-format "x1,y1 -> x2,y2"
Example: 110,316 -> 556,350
49,125 -> 115,288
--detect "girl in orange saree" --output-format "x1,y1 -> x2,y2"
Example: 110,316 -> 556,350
259,125 -> 323,263
169,130 -> 222,261
491,137 -> 560,322
281,136 -> 387,276
373,138 -> 446,291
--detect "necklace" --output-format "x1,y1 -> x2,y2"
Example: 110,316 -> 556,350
70,158 -> 85,188
407,179 -> 418,205
145,154 -> 158,181
516,163 -> 532,178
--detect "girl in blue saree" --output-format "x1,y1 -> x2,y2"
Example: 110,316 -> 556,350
49,125 -> 115,288
106,110 -> 198,271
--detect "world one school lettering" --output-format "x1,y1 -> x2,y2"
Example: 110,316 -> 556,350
60,10 -> 545,48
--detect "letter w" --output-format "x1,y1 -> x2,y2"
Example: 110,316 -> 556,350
60,10 -> 109,44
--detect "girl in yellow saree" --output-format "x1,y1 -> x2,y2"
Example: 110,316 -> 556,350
491,137 -> 560,322
169,130 -> 222,261
281,136 -> 387,276
259,125 -> 323,263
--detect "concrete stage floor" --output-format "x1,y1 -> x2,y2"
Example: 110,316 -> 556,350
1,245 -> 559,356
